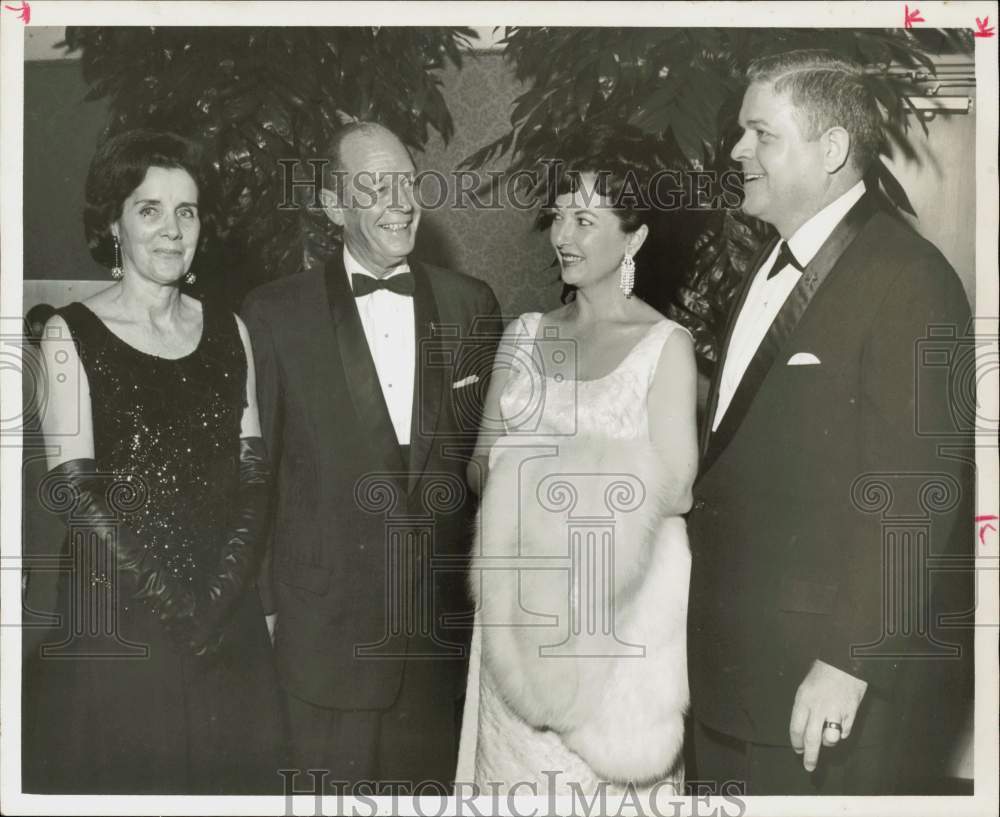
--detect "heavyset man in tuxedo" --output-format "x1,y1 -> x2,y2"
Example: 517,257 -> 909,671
687,50 -> 974,794
242,122 -> 500,786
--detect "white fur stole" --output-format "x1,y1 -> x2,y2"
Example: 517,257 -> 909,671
470,436 -> 690,784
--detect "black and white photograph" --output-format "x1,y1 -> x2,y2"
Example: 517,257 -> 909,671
1,2 -> 997,815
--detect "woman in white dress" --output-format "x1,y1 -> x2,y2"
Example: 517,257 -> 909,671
457,127 -> 699,797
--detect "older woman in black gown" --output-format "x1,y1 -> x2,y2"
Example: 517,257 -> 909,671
23,129 -> 285,794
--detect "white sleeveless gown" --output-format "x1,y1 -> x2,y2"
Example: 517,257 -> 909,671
456,313 -> 692,798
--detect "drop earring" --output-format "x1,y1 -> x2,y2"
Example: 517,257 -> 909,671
184,271 -> 196,285
619,252 -> 635,298
110,235 -> 124,280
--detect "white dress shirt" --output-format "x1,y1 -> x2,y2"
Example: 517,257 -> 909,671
344,247 -> 415,444
712,180 -> 866,431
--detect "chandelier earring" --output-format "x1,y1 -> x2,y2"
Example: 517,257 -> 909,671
619,252 -> 635,299
110,234 -> 124,280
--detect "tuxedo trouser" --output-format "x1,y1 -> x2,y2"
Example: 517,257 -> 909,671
691,720 -> 899,796
284,656 -> 461,792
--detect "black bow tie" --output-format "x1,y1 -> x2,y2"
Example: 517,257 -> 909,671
768,241 -> 804,279
352,272 -> 415,298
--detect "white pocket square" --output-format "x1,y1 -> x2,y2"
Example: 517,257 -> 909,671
787,352 -> 821,366
452,375 -> 480,389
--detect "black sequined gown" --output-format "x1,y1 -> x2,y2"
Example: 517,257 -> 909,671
23,300 -> 286,794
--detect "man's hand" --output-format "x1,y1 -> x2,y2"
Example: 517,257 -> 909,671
789,659 -> 867,772
265,613 -> 278,646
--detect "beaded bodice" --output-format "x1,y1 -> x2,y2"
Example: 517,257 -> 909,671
57,301 -> 247,585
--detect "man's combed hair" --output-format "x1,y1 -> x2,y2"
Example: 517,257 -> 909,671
747,49 -> 883,175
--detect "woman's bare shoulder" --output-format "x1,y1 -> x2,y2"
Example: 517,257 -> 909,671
78,284 -> 119,317
179,292 -> 204,315
629,298 -> 668,328
537,302 -> 575,331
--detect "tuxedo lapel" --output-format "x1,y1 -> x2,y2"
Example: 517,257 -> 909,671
702,194 -> 879,474
324,255 -> 407,484
407,262 -> 446,494
700,236 -> 779,459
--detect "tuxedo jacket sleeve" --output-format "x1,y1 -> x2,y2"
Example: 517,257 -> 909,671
240,293 -> 283,616
814,245 -> 973,689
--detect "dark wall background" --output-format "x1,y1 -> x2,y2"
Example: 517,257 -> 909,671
414,53 -> 563,317
23,60 -> 110,282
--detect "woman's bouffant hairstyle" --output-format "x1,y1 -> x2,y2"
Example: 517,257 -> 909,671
83,129 -> 214,267
540,124 -> 678,285
541,124 -> 672,234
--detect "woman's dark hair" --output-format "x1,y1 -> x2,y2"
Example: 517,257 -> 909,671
83,129 -> 214,267
541,123 -> 673,235
541,124 -> 696,307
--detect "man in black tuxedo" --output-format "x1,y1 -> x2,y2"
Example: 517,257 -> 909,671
242,122 -> 500,787
687,50 -> 974,795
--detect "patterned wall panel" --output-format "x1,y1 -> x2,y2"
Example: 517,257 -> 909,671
413,54 -> 565,320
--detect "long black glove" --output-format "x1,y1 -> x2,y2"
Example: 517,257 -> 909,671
182,437 -> 271,655
41,458 -> 196,626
